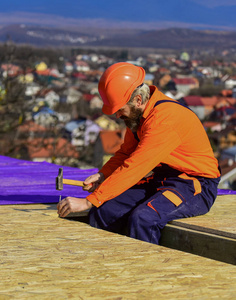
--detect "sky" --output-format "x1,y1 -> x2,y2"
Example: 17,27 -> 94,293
192,0 -> 236,7
1,0 -> 236,30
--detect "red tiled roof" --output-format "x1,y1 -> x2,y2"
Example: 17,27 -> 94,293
159,68 -> 170,74
201,97 -> 218,107
72,72 -> 88,80
184,95 -> 203,106
83,94 -> 94,101
1,64 -> 20,72
18,121 -> 47,133
99,130 -> 125,154
202,121 -> 221,128
1,63 -> 21,76
173,78 -> 197,85
75,60 -> 89,66
26,137 -> 79,159
215,97 -> 236,108
221,90 -> 233,97
36,69 -> 59,78
225,98 -> 236,105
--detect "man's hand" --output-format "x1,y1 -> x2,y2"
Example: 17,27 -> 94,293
83,172 -> 105,192
57,197 -> 93,218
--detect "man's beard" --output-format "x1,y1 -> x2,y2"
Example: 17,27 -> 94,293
121,105 -> 143,131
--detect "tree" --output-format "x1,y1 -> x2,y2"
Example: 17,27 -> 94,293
0,42 -> 70,163
0,41 -> 28,156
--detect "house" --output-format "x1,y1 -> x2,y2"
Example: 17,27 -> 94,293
158,68 -> 171,76
83,94 -> 94,102
197,66 -> 217,78
164,80 -> 185,101
65,119 -> 86,134
214,106 -> 236,123
18,73 -> 34,84
202,121 -> 222,133
17,120 -> 47,135
71,119 -> 101,147
180,52 -> 190,62
159,74 -> 172,88
95,115 -> 120,130
33,107 -> 59,127
74,60 -> 90,72
191,60 -> 200,68
220,90 -> 233,97
173,77 -> 199,96
186,95 -> 235,122
220,127 -> 236,150
225,78 -> 236,89
214,97 -> 236,109
72,72 -> 88,80
201,96 -> 218,117
1,63 -> 21,77
44,90 -> 60,108
209,126 -> 236,151
184,95 -> 205,120
36,69 -> 61,78
218,157 -> 236,190
221,145 -> 236,161
89,96 -> 103,110
93,129 -> 125,169
203,97 -> 236,125
148,64 -> 159,73
35,61 -> 48,71
26,137 -> 79,164
89,53 -> 99,63
229,113 -> 236,126
25,82 -> 41,97
65,62 -> 73,73
144,74 -> 154,86
66,87 -> 82,104
14,121 -> 79,164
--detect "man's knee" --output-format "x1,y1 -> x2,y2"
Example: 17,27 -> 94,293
129,205 -> 150,226
128,205 -> 165,243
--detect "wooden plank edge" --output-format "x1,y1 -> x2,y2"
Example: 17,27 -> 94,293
170,220 -> 236,240
160,223 -> 236,265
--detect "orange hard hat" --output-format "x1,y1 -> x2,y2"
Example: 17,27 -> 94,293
98,62 -> 145,115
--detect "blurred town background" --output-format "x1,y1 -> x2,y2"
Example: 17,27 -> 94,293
0,23 -> 236,190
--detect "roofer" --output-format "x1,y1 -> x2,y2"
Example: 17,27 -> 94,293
57,62 -> 221,245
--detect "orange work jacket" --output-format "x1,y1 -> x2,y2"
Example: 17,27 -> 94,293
87,86 -> 220,207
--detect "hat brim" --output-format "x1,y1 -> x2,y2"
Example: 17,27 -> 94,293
102,103 -> 124,115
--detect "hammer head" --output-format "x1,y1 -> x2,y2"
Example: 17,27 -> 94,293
56,168 -> 63,190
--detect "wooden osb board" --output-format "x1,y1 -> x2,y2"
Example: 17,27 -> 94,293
171,195 -> 236,237
160,195 -> 236,265
0,204 -> 236,299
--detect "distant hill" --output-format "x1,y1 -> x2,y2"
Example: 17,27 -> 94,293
1,24 -> 236,50
1,0 -> 236,30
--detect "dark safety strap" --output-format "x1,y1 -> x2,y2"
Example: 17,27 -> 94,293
153,99 -> 192,110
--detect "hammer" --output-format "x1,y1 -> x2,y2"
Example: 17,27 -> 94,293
56,168 -> 90,190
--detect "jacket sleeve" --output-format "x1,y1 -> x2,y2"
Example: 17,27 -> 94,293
99,128 -> 138,179
87,112 -> 182,207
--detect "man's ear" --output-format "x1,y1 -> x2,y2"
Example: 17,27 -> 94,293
136,95 -> 142,107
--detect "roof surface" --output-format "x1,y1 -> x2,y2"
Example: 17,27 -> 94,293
0,156 -> 97,205
0,156 -> 234,205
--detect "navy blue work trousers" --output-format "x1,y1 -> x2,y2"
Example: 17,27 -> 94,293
89,167 -> 220,245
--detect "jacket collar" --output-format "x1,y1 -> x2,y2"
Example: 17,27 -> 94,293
142,86 -> 164,119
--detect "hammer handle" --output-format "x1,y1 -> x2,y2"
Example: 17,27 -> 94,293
62,178 -> 84,187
